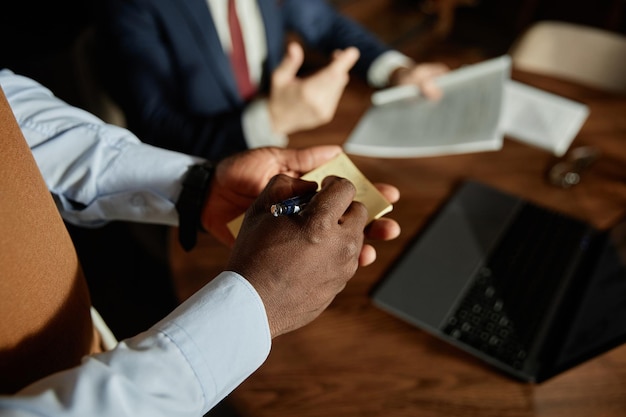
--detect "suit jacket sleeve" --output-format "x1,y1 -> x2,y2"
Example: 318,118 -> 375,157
281,0 -> 392,78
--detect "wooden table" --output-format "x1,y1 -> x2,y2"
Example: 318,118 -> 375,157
170,68 -> 626,417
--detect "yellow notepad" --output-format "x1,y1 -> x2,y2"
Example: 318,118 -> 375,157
227,152 -> 393,237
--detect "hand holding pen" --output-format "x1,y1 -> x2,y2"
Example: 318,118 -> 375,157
198,145 -> 400,248
228,174 -> 369,336
269,182 -> 400,248
271,192 -> 317,217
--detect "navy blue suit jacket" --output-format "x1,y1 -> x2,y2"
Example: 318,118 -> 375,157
99,0 -> 390,160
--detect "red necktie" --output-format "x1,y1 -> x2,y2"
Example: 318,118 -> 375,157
228,0 -> 256,100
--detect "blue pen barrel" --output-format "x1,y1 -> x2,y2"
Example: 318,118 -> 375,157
270,193 -> 315,217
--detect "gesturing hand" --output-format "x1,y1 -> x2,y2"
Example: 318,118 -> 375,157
268,42 -> 360,135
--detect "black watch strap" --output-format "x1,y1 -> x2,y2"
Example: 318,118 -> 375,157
176,161 -> 215,251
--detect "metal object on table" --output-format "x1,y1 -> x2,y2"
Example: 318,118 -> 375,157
548,146 -> 601,188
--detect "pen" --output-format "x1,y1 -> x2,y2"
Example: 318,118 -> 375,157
270,193 -> 316,217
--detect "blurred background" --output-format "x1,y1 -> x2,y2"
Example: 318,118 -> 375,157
1,0 -> 624,339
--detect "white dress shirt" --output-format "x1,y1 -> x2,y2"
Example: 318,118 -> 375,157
0,69 -> 272,416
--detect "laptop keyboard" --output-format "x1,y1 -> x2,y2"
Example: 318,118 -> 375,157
442,202 -> 591,370
443,266 -> 528,369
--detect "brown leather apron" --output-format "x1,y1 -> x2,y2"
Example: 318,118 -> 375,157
0,86 -> 101,394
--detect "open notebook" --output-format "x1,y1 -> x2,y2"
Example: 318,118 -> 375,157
344,55 -> 589,158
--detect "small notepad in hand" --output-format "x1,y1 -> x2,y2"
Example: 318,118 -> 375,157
226,152 -> 393,238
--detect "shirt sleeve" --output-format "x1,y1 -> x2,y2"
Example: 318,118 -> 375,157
0,68 -> 205,227
0,271 -> 272,417
241,98 -> 288,149
366,50 -> 415,88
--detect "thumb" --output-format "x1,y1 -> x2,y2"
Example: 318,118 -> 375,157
272,42 -> 305,87
278,145 -> 343,176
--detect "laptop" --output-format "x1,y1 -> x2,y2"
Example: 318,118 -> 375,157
371,180 -> 626,382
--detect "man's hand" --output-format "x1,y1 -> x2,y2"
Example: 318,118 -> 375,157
200,145 -> 401,263
201,145 -> 342,245
390,62 -> 450,100
226,174 -> 368,338
267,42 -> 360,135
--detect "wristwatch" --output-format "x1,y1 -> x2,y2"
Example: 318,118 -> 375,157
176,161 -> 215,251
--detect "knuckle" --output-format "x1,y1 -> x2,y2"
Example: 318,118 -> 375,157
340,239 -> 361,264
302,215 -> 332,243
335,176 -> 357,195
353,200 -> 368,220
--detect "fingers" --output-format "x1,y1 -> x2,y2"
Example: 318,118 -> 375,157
232,175 -> 305,236
328,47 -> 360,74
307,176 -> 360,223
278,145 -> 343,176
369,182 -> 401,240
421,80 -> 444,101
393,62 -> 450,100
365,217 -> 401,241
373,182 -> 400,204
275,44 -> 359,88
272,42 -> 304,87
413,63 -> 448,100
419,62 -> 450,78
254,174 -> 319,216
268,45 -> 359,134
305,47 -> 359,89
359,244 -> 377,266
290,47 -> 358,128
312,47 -> 359,88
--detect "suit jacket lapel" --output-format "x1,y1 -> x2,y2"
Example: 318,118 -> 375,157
257,0 -> 284,72
178,0 -> 241,103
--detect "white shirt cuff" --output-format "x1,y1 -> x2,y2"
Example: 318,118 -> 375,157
242,99 -> 288,148
367,50 -> 415,88
154,271 -> 272,412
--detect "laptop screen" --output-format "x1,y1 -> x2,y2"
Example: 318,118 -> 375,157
548,218 -> 626,376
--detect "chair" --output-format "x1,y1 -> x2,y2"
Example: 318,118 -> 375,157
509,20 -> 626,94
72,27 -> 127,127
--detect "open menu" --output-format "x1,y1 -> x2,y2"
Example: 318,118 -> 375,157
343,55 -> 589,158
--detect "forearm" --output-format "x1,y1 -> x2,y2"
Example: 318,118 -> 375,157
0,272 -> 272,417
0,69 -> 203,227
